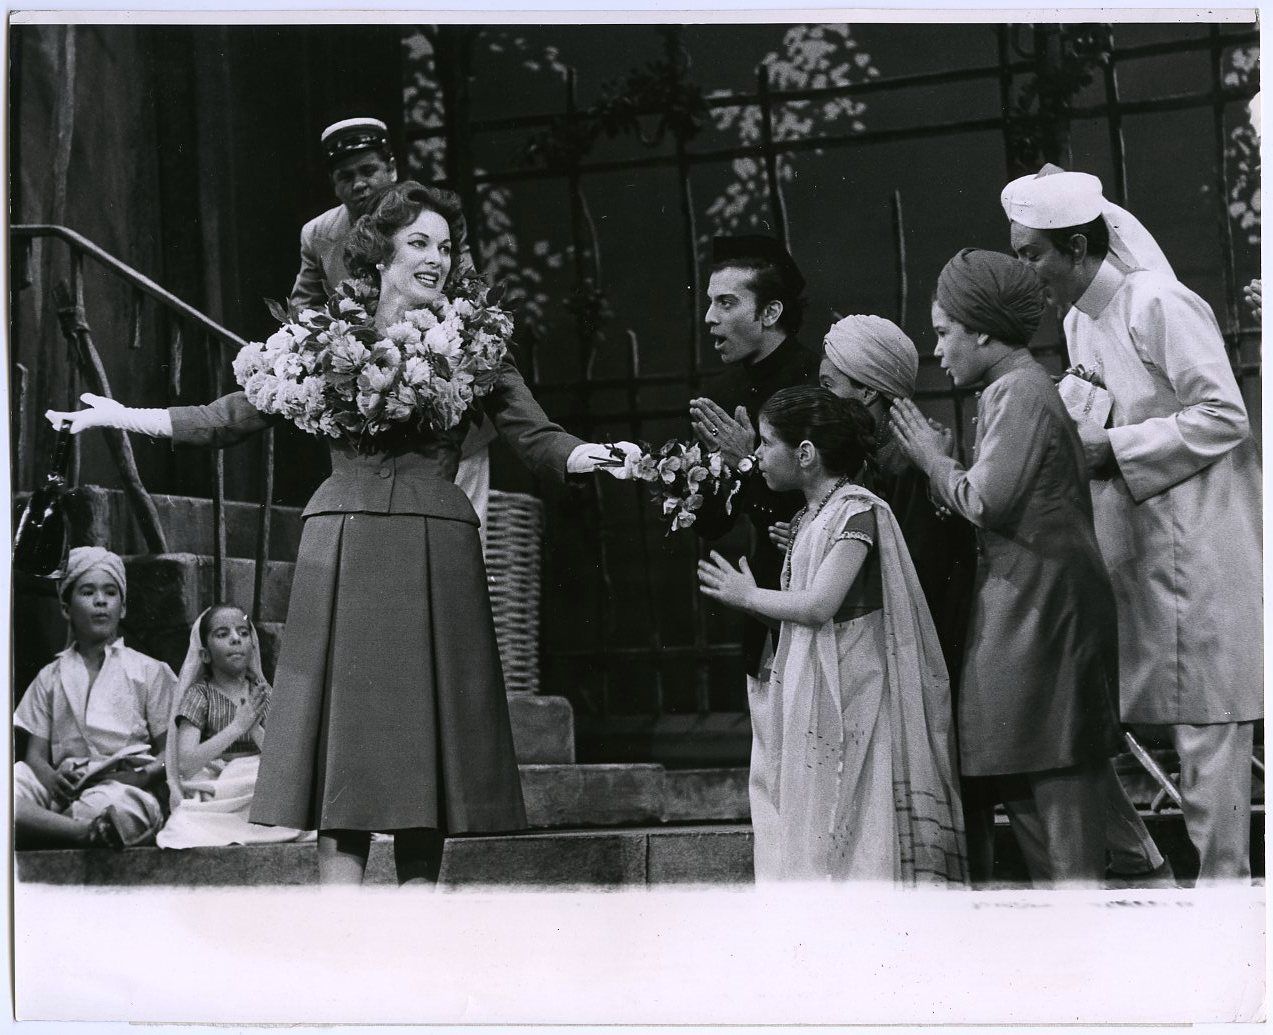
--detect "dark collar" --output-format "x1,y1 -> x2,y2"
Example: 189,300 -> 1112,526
744,336 -> 801,385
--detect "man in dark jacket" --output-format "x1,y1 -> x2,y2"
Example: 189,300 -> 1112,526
689,235 -> 818,688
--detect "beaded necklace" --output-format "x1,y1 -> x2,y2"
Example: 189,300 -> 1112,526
781,474 -> 852,590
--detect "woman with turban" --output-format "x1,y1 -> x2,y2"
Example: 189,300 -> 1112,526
812,315 -> 976,702
889,249 -> 1122,886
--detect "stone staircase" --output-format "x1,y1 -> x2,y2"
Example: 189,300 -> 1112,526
16,486 -> 1265,889
16,807 -> 1264,888
17,485 -> 758,857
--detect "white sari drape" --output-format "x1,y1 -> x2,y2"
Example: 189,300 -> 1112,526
750,484 -> 966,884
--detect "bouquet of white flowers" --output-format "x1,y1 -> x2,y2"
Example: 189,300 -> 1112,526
616,439 -> 754,535
231,275 -> 514,449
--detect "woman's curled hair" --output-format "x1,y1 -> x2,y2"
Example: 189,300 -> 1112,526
760,385 -> 876,478
343,180 -> 467,288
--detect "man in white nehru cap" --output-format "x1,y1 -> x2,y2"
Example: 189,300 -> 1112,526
291,116 -> 494,539
1003,166 -> 1263,884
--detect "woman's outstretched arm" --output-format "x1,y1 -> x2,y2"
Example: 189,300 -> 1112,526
486,358 -> 638,481
48,391 -> 271,449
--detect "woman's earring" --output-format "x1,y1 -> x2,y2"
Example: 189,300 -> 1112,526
376,263 -> 386,272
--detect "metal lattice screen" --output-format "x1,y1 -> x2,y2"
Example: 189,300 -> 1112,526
401,22 -> 1260,743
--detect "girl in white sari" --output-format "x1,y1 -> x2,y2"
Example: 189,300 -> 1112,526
157,605 -> 313,849
699,386 -> 966,884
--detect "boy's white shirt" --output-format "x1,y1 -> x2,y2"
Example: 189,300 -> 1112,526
14,638 -> 176,768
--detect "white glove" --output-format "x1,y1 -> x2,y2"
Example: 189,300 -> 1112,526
567,441 -> 642,478
46,393 -> 173,438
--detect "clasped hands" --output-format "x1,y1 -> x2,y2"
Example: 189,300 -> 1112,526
230,683 -> 270,737
690,397 -> 756,468
53,755 -> 160,807
888,398 -> 956,474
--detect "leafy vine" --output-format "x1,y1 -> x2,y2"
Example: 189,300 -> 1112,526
1003,25 -> 1113,172
1221,44 -> 1260,248
402,28 -> 568,340
520,28 -> 708,173
703,24 -> 880,238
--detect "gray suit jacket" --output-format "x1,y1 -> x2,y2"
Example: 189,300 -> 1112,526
169,359 -> 580,519
289,204 -> 352,311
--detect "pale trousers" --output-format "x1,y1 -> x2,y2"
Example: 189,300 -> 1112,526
455,447 -> 491,552
1142,720 -> 1255,883
1001,759 -> 1106,887
14,760 -> 164,846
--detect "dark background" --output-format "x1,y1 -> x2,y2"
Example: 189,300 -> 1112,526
9,21 -> 1260,760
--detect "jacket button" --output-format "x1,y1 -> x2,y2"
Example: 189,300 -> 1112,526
377,466 -> 392,479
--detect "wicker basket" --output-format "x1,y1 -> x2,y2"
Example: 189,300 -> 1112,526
485,489 -> 545,695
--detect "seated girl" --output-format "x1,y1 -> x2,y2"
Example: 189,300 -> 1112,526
156,604 -> 313,849
697,386 -> 966,884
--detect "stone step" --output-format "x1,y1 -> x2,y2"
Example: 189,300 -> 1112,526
15,807 -> 1264,888
56,485 -> 304,562
118,553 -> 296,674
520,765 -> 748,827
15,824 -> 754,888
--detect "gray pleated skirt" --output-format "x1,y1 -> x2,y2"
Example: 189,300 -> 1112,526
250,511 -> 526,833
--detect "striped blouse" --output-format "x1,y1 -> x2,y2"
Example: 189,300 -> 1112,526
175,679 -> 271,754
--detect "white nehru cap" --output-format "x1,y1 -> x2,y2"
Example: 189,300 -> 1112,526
1001,169 -> 1103,229
1001,164 -> 1174,278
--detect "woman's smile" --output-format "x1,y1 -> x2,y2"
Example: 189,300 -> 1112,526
382,209 -> 453,309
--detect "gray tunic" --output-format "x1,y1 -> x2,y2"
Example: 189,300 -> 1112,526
925,350 -> 1122,777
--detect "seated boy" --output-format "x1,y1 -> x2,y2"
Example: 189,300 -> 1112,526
14,547 -> 176,849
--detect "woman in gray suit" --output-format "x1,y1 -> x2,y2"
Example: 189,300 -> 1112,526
49,182 -> 635,885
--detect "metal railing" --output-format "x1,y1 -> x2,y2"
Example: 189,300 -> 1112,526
10,224 -> 276,620
407,23 -> 1261,726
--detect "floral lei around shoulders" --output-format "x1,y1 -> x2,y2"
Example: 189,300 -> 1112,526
232,274 -> 515,451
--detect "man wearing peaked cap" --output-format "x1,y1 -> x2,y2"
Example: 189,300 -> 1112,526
289,117 -> 399,309
688,234 -> 819,763
1005,166 -> 1263,884
289,116 -> 491,541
